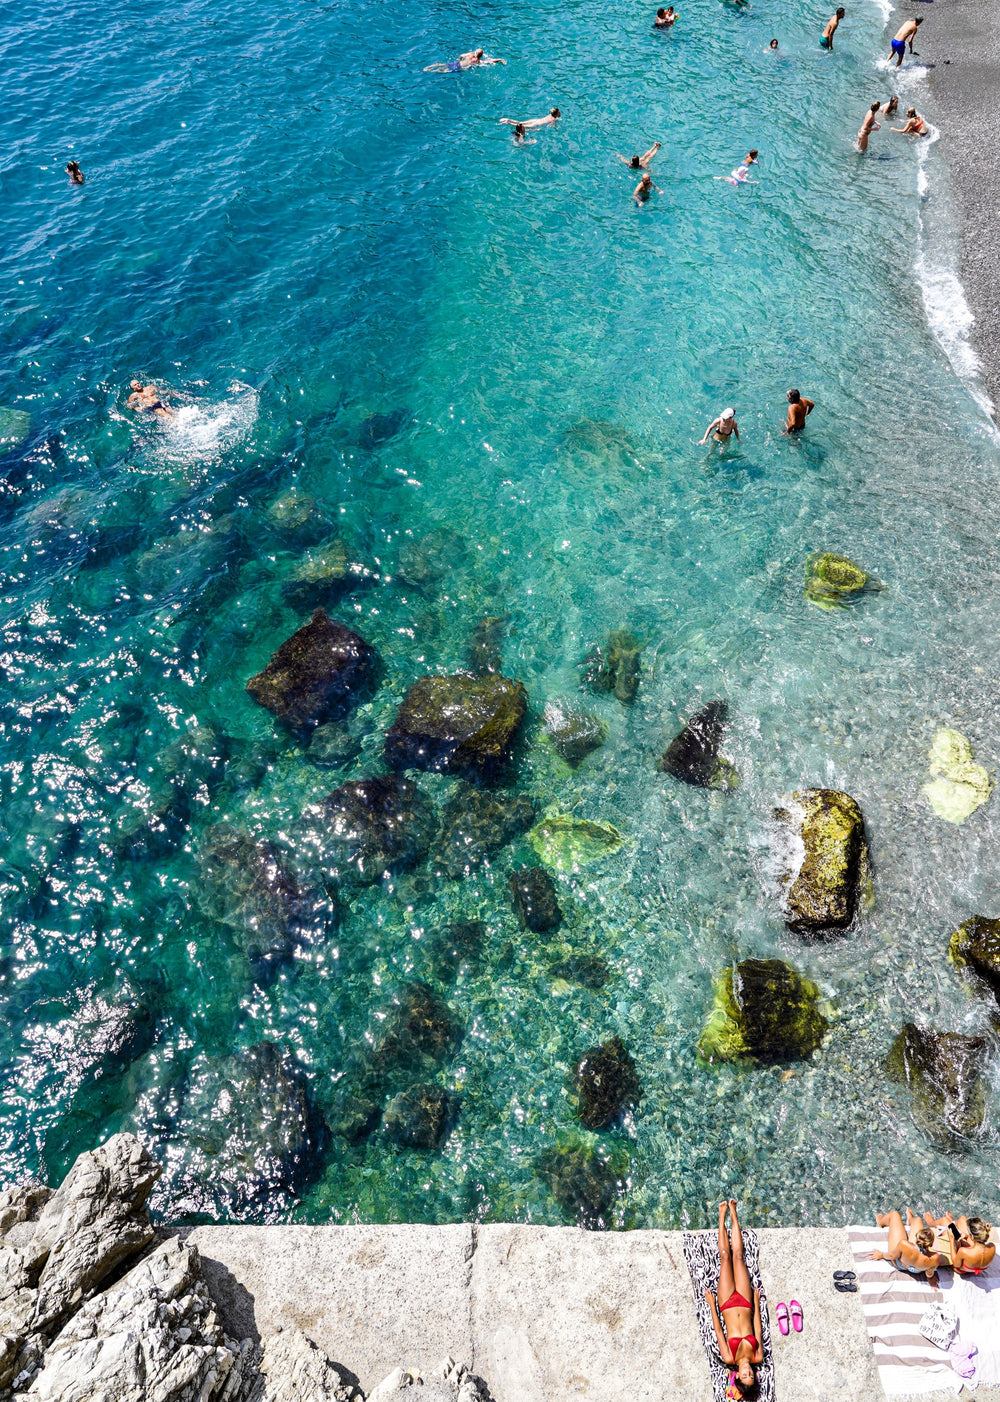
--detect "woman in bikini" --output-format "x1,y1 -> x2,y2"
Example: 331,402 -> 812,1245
923,1212 -> 995,1275
704,1200 -> 762,1398
892,108 -> 929,136
699,407 -> 740,445
869,1208 -> 940,1282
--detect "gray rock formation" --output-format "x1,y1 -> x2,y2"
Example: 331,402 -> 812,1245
250,1327 -> 359,1401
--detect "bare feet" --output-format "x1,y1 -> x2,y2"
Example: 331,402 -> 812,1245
719,1202 -> 729,1225
876,1212 -> 889,1227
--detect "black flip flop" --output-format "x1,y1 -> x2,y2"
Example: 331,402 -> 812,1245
834,1280 -> 858,1293
833,1271 -> 857,1281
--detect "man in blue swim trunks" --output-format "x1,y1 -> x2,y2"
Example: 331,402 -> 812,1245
888,17 -> 922,67
820,8 -> 844,49
424,48 -> 506,73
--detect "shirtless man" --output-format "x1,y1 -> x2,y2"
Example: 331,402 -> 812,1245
500,109 -> 560,129
699,407 -> 740,445
892,107 -> 929,135
633,172 -> 663,205
425,48 -> 505,73
618,141 -> 662,170
127,380 -> 175,418
856,101 -> 881,152
65,160 -> 85,185
888,17 -> 922,67
820,8 -> 845,50
870,1209 -> 940,1284
654,7 -> 677,27
783,389 -> 815,433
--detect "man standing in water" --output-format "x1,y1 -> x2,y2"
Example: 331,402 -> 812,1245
820,8 -> 845,49
782,389 -> 815,433
888,16 -> 922,67
633,171 -> 663,205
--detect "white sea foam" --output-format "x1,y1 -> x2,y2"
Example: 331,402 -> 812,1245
153,382 -> 260,469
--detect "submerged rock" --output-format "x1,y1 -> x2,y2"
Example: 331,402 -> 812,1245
544,701 -> 608,768
528,810 -> 626,873
782,788 -> 869,935
396,528 -> 466,590
657,701 -> 738,790
158,723 -> 229,801
804,552 -> 868,609
550,950 -> 610,989
534,1138 -> 629,1229
885,1023 -> 988,1144
282,538 -> 375,612
698,959 -> 829,1063
385,673 -> 528,781
383,1085 -> 455,1150
949,916 -> 1000,1001
359,407 -> 411,449
0,405 -> 31,450
434,784 -> 536,879
575,1036 -> 642,1130
196,822 -> 310,973
466,615 -> 506,675
923,727 -> 993,824
583,629 -> 644,706
311,775 -> 437,884
264,489 -> 331,544
425,919 -> 487,983
246,609 -> 378,736
510,866 -> 563,933
372,983 -> 462,1076
307,719 -> 361,770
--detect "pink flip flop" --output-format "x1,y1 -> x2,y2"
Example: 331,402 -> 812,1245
790,1300 -> 804,1333
776,1302 -> 790,1336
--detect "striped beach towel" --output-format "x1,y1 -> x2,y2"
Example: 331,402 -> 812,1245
683,1228 -> 775,1402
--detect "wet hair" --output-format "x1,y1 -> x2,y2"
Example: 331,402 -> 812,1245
770,38 -> 778,46
886,95 -> 898,109
630,155 -> 641,168
657,7 -> 667,14
869,101 -> 880,112
968,1217 -> 991,1245
836,7 -> 845,16
915,1226 -> 935,1253
787,389 -> 801,403
66,160 -> 80,171
551,108 -> 561,118
514,122 -> 525,136
906,107 -> 917,117
913,15 -> 923,23
748,149 -> 758,159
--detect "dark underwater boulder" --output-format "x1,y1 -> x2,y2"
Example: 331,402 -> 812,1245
312,775 -> 437,885
383,1085 -> 455,1150
158,723 -> 229,802
434,783 -> 536,880
698,959 -> 828,1063
657,701 -> 738,790
281,539 -> 374,611
372,983 -> 462,1076
550,951 -> 610,989
246,609 -> 377,736
307,720 -> 361,770
534,1139 -> 629,1229
196,823 -> 310,974
385,673 -> 527,781
544,701 -> 608,768
885,1023 -> 988,1144
510,866 -> 562,933
424,919 -> 486,983
359,407 -> 411,450
949,916 -> 1000,1002
396,528 -> 466,590
575,1036 -> 642,1130
782,788 -> 868,935
583,630 -> 644,706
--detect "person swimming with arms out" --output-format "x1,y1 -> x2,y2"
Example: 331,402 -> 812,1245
424,47 -> 505,73
892,107 -> 929,135
699,407 -> 740,445
782,389 -> 815,434
888,17 -> 922,68
856,101 -> 881,152
704,1202 -> 763,1399
653,7 -> 677,27
820,8 -> 845,50
618,141 -> 662,170
500,108 -> 561,130
65,160 -> 85,185
633,171 -> 663,205
127,380 -> 175,418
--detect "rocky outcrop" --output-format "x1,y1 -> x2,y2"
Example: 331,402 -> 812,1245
433,785 -> 536,880
574,1037 -> 641,1130
698,959 -> 829,1063
310,776 -> 437,885
803,552 -> 868,609
367,1358 -> 488,1402
583,630 -> 644,706
509,867 -> 562,933
385,675 -> 527,782
543,703 -> 607,768
780,789 -> 869,935
246,610 -> 378,736
923,728 -> 993,825
885,1023 -> 989,1144
657,701 -> 737,790
528,811 -> 625,874
949,916 -> 1000,1001
253,1327 -> 359,1401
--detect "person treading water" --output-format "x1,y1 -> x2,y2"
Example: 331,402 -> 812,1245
653,7 -> 677,28
633,171 -> 663,205
424,48 -> 506,73
618,141 -> 662,170
127,380 -> 175,418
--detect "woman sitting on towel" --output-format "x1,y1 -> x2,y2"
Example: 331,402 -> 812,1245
869,1208 -> 940,1283
704,1200 -> 762,1397
923,1212 -> 996,1275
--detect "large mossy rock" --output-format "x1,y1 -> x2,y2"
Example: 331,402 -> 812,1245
575,1036 -> 642,1130
281,539 -> 372,611
783,788 -> 868,935
385,673 -> 527,781
434,784 -> 536,880
949,916 -> 1000,1001
583,629 -> 644,706
534,1138 -> 629,1229
923,728 -> 993,825
312,775 -> 437,884
528,810 -> 626,873
657,701 -> 738,790
383,1085 -> 455,1150
510,866 -> 562,933
196,823 -> 313,975
543,701 -> 608,768
698,959 -> 828,1063
246,609 -> 377,736
804,552 -> 868,609
372,983 -> 462,1077
885,1023 -> 988,1144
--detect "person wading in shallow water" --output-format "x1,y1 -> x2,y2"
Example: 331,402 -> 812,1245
700,407 -> 740,444
888,16 -> 922,67
704,1200 -> 763,1398
856,101 -> 881,152
783,388 -> 815,433
820,8 -> 845,49
892,107 -> 929,136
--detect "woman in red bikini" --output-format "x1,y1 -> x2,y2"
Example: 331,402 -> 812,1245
704,1200 -> 762,1397
923,1212 -> 995,1275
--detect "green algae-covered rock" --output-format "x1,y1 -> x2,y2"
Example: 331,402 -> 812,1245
949,916 -> 1000,1002
246,609 -> 378,736
544,701 -> 608,768
804,552 -> 868,609
923,728 -> 992,824
385,673 -> 528,781
528,810 -> 626,873
698,959 -> 828,1063
383,1084 -> 455,1151
583,629 -> 645,706
784,788 -> 868,935
885,1023 -> 988,1144
509,865 -> 562,933
0,406 -> 30,450
534,1137 -> 630,1228
657,700 -> 738,790
575,1036 -> 642,1130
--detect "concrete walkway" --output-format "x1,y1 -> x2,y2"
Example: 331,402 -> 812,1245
183,1222 -> 997,1401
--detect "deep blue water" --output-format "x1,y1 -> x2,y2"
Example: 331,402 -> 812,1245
1,0 -> 999,1228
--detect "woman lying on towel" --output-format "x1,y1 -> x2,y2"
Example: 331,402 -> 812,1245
869,1208 -> 940,1283
704,1200 -> 762,1398
923,1212 -> 996,1275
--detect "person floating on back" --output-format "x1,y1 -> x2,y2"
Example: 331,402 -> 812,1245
892,106 -> 929,135
856,101 -> 881,152
820,8 -> 845,49
424,48 -> 505,73
500,108 -> 560,130
888,17 -> 922,67
783,389 -> 815,433
618,141 -> 662,170
65,160 -> 84,185
127,380 -> 175,418
699,407 -> 740,444
654,7 -> 677,27
633,171 -> 663,205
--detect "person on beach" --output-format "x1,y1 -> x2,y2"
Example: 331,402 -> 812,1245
500,109 -> 560,129
424,48 -> 505,73
699,407 -> 740,444
654,7 -> 677,27
704,1201 -> 763,1398
618,141 -> 662,170
127,380 -> 175,418
65,160 -> 85,185
783,389 -> 815,433
892,107 -> 929,135
923,1213 -> 996,1275
888,17 -> 922,68
820,8 -> 845,50
856,101 -> 881,152
879,95 -> 899,118
869,1209 -> 940,1283
634,171 -> 663,204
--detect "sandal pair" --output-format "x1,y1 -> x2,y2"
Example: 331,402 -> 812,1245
775,1301 -> 803,1335
834,1270 -> 858,1293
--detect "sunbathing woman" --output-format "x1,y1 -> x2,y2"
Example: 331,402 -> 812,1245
704,1200 -> 762,1398
869,1209 -> 940,1283
924,1212 -> 996,1275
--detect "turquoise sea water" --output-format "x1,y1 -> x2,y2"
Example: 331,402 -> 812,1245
2,0 -> 999,1229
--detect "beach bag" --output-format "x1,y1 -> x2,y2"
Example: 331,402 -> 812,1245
918,1301 -> 958,1351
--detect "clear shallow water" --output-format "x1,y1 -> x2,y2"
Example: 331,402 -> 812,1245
1,0 -> 999,1228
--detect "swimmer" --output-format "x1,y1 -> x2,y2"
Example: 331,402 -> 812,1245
65,160 -> 84,185
424,48 -> 505,73
856,101 -> 881,152
767,38 -> 779,50
633,172 -> 663,205
892,107 -> 929,135
820,8 -> 845,50
618,141 -> 662,170
512,122 -> 536,144
500,108 -> 561,130
742,149 -> 759,168
879,95 -> 899,118
126,380 -> 175,418
699,407 -> 740,445
654,7 -> 677,27
888,17 -> 922,67
782,389 -> 815,434
716,152 -> 757,185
